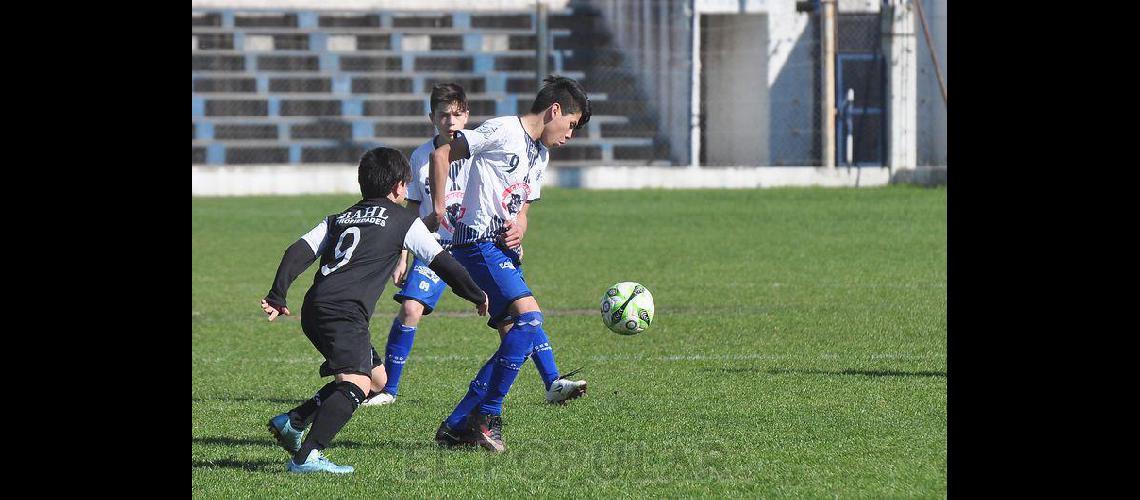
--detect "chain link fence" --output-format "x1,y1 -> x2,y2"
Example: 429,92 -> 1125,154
552,0 -> 691,166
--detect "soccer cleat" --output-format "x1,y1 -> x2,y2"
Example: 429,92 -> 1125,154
286,449 -> 354,474
434,421 -> 477,448
361,391 -> 397,406
267,413 -> 305,454
546,367 -> 588,404
467,413 -> 506,453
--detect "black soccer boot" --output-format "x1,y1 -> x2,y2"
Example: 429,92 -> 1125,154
435,420 -> 477,448
467,413 -> 506,453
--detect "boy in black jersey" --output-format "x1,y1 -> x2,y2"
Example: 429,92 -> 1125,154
260,147 -> 488,474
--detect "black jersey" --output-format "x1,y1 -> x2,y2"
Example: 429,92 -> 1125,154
265,197 -> 485,326
302,198 -> 420,321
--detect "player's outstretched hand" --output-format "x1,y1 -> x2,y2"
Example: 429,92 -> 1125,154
261,299 -> 291,321
423,211 -> 441,233
476,293 -> 489,317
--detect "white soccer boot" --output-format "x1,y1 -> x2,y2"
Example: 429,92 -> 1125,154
361,391 -> 397,406
546,369 -> 588,404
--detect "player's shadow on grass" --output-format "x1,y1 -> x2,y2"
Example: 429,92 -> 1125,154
191,397 -> 303,404
703,367 -> 946,378
194,436 -> 366,448
192,458 -> 280,472
369,439 -> 451,452
192,436 -> 439,451
776,368 -> 946,378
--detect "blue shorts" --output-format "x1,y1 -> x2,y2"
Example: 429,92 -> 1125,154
451,242 -> 532,329
392,257 -> 448,314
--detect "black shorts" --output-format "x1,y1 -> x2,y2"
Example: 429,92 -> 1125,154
300,305 -> 383,378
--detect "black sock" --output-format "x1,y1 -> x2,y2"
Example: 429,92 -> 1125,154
288,382 -> 339,430
292,382 -> 365,464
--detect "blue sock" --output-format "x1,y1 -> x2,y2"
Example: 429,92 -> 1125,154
383,319 -> 417,396
477,311 -> 542,416
444,357 -> 495,429
530,327 -> 560,390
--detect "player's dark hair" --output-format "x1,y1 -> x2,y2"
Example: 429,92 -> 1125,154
529,75 -> 591,129
358,147 -> 411,199
429,83 -> 468,116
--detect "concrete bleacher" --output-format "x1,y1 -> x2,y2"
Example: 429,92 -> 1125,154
192,8 -> 670,168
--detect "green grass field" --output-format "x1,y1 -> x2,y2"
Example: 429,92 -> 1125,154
192,186 -> 947,498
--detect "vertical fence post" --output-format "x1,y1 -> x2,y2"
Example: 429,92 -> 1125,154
821,0 -> 837,168
536,1 -> 549,88
689,0 -> 701,168
845,88 -> 854,169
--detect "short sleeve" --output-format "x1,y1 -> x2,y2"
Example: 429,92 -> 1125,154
459,119 -> 504,158
406,176 -> 424,203
403,218 -> 444,263
406,147 -> 427,202
528,165 -> 544,202
300,218 -> 329,254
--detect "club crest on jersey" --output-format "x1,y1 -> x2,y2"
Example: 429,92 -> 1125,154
440,190 -> 465,232
501,183 -> 530,215
474,122 -> 500,135
504,154 -> 520,173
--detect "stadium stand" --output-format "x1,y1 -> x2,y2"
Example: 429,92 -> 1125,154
192,7 -> 671,168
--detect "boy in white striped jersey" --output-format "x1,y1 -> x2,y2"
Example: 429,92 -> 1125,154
361,83 -> 473,406
364,83 -> 585,409
426,75 -> 591,452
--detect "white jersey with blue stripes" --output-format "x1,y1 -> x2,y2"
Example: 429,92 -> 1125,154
407,135 -> 471,249
451,116 -> 546,246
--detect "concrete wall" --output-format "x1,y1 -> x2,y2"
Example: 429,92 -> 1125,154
839,0 -> 879,12
700,13 -> 768,165
193,164 -> 893,195
581,0 -> 811,166
694,0 -> 945,167
193,165 -> 363,196
568,164 -> 890,188
695,0 -> 817,166
916,0 -> 947,166
764,0 -> 816,165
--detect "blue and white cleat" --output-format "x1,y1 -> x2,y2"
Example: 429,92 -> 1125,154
287,449 -> 354,474
267,413 -> 305,454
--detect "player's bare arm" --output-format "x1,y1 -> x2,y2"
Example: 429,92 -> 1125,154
405,216 -> 487,316
393,249 -> 409,286
427,135 -> 469,231
391,199 -> 422,286
501,202 -> 531,249
407,199 -> 423,224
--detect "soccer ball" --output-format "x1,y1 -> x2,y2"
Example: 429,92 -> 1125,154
599,282 -> 655,335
